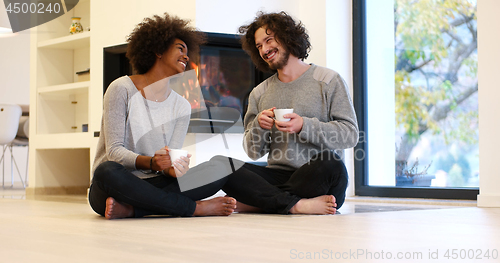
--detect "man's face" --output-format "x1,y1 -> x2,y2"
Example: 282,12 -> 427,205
254,27 -> 290,70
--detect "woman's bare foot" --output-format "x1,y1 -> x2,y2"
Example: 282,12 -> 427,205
234,201 -> 263,213
193,197 -> 237,216
289,195 -> 337,215
105,197 -> 134,219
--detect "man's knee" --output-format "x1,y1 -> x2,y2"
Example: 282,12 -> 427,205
310,150 -> 345,167
310,149 -> 342,161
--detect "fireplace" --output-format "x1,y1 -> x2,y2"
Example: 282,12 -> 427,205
103,32 -> 271,134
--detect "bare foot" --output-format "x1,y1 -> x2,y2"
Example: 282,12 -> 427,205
289,195 -> 337,215
193,197 -> 237,216
105,197 -> 134,219
234,201 -> 263,213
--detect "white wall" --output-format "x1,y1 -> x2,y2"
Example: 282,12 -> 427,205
477,0 -> 500,207
196,0 -> 298,34
196,0 -> 330,66
365,0 -> 396,186
325,0 -> 355,196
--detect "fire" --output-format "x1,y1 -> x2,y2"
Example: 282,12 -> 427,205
190,62 -> 199,77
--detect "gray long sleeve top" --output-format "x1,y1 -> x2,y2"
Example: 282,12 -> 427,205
93,76 -> 191,179
243,64 -> 359,171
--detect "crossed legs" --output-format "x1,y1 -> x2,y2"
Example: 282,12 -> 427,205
223,150 -> 348,215
88,161 -> 236,219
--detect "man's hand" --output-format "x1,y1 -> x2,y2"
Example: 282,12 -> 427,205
275,113 -> 303,134
167,154 -> 192,178
258,107 -> 276,130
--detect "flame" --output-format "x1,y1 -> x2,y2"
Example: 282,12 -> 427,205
190,62 -> 199,77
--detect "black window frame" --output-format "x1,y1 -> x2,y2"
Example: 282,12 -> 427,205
352,0 -> 479,200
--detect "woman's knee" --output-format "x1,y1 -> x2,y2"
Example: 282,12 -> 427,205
88,184 -> 106,217
93,161 -> 124,183
208,155 -> 242,173
209,155 -> 229,164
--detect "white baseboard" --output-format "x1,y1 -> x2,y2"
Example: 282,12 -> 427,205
477,194 -> 500,207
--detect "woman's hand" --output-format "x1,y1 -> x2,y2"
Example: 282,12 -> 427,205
152,146 -> 171,171
167,154 -> 192,178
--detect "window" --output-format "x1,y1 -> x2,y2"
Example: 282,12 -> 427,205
353,0 -> 478,199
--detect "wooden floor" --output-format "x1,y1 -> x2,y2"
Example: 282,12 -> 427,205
1,188 -> 499,263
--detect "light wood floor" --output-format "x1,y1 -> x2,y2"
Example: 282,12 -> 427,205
1,189 -> 499,263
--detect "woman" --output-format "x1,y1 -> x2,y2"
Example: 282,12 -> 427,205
88,13 -> 237,219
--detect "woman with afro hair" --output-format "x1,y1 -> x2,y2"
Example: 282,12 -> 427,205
88,13 -> 237,219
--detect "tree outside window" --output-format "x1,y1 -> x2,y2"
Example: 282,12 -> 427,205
394,0 -> 477,187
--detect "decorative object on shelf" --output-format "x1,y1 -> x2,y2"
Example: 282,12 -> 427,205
69,17 -> 83,34
76,68 -> 90,82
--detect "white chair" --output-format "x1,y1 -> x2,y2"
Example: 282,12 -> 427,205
0,104 -> 26,188
13,116 -> 30,185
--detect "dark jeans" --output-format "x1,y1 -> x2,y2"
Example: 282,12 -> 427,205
223,150 -> 349,213
88,160 -> 228,217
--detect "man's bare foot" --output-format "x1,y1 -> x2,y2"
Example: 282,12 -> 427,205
105,197 -> 134,219
234,201 -> 263,213
289,195 -> 337,215
224,194 -> 262,213
193,197 -> 237,216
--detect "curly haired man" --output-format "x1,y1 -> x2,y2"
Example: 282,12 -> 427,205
222,12 -> 359,214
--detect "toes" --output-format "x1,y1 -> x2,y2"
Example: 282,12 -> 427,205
327,207 -> 337,214
223,203 -> 237,210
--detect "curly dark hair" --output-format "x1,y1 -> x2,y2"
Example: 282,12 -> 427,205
238,11 -> 311,73
126,13 -> 206,74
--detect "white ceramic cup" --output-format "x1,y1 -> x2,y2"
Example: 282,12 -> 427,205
169,149 -> 189,166
274,108 -> 294,122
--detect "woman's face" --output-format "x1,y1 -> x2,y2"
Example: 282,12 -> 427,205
159,38 -> 189,76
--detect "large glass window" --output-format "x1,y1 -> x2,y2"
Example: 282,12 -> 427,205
353,0 -> 479,199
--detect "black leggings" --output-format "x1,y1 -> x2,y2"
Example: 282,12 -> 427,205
88,150 -> 348,217
222,150 -> 349,213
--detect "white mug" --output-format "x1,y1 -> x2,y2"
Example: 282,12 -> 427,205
169,149 -> 189,166
274,108 -> 294,122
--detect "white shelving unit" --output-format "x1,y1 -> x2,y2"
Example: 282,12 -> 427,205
28,0 -> 92,195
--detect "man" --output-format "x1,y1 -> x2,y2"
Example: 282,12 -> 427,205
222,11 -> 358,214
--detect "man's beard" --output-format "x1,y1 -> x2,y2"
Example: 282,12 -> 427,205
268,48 -> 290,71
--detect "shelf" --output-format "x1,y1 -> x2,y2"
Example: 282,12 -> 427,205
37,86 -> 89,134
34,133 -> 91,149
29,0 -> 93,191
38,81 -> 90,94
38,31 -> 90,49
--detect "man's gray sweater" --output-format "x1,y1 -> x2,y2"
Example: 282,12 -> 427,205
243,64 -> 359,171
